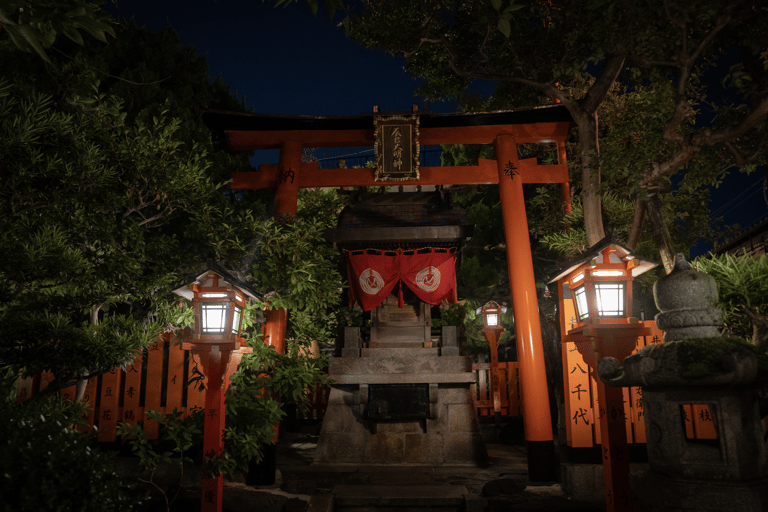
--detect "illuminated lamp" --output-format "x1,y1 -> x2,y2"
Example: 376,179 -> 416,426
478,300 -> 507,331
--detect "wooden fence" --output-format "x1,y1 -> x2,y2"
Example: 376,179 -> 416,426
15,333 -> 241,441
471,361 -> 522,417
472,322 -> 717,448
16,332 -> 332,441
17,326 -> 717,447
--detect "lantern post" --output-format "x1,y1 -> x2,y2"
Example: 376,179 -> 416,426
478,301 -> 507,425
172,264 -> 258,512
549,238 -> 656,512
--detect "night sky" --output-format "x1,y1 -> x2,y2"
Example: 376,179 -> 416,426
109,0 -> 458,170
109,0 -> 766,254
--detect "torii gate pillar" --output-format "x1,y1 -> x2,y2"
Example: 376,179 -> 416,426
261,140 -> 302,355
495,135 -> 557,481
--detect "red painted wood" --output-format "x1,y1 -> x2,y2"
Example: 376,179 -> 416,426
274,140 -> 302,219
225,121 -> 570,150
495,135 -> 553,443
598,381 -> 634,512
122,352 -> 143,436
187,351 -> 207,416
97,369 -> 121,442
232,159 -> 568,190
197,349 -> 230,512
166,334 -> 185,417
143,338 -> 164,439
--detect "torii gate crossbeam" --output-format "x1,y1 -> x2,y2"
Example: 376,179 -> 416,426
204,106 -> 573,482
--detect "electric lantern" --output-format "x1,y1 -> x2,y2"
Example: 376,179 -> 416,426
172,264 -> 259,350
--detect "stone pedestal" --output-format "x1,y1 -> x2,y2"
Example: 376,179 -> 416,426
314,352 -> 487,465
631,384 -> 768,512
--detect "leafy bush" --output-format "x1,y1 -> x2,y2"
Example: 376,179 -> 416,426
433,301 -> 515,359
692,253 -> 768,350
0,369 -> 140,512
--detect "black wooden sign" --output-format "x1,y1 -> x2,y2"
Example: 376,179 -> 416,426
374,115 -> 420,182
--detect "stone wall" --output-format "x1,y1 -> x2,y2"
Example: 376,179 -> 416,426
314,383 -> 486,465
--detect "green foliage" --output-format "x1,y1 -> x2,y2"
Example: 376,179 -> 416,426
205,336 -> 329,476
117,409 -> 202,471
0,76 -> 221,387
0,0 -> 115,63
692,253 -> 768,348
434,301 -> 514,358
0,368 -> 139,512
340,0 -> 768,261
116,408 -> 201,509
116,330 -> 332,479
0,23 -> 265,391
252,188 -> 346,346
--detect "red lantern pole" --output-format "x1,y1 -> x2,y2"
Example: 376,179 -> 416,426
481,327 -> 503,421
195,347 -> 232,512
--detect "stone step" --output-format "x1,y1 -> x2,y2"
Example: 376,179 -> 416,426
371,325 -> 432,339
369,342 -> 427,349
332,484 -> 468,512
330,355 -> 473,376
362,347 -> 440,357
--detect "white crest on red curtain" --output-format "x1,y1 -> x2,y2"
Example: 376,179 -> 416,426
359,268 -> 384,295
415,266 -> 440,292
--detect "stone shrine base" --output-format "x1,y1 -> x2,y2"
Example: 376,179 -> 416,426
313,353 -> 487,466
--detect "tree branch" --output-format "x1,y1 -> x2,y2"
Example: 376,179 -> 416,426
692,96 -> 768,146
663,12 -> 732,143
580,52 -> 627,114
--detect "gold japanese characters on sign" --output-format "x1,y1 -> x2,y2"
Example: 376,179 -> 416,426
374,114 -> 420,182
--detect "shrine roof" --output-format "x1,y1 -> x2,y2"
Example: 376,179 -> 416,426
201,104 -> 572,133
324,190 -> 474,249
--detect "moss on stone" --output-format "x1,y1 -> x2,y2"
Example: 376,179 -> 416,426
662,337 -> 768,379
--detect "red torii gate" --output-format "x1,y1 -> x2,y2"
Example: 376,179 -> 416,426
203,105 -> 572,480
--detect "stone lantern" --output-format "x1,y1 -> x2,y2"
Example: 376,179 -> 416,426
599,254 -> 768,511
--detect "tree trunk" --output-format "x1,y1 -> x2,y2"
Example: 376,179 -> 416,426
578,111 -> 606,246
645,194 -> 675,273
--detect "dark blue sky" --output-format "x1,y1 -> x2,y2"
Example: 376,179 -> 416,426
109,0 -> 766,254
110,0 -> 464,169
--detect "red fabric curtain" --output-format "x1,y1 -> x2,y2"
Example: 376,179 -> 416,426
400,249 -> 457,306
346,249 -> 457,311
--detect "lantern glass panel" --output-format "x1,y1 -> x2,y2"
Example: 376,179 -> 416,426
232,304 -> 242,335
486,312 -> 499,327
595,282 -> 625,317
201,303 -> 227,334
593,270 -> 624,277
573,285 -> 589,321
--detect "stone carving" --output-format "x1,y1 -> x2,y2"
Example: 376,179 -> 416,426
653,253 -> 722,340
598,342 -> 758,388
598,252 -> 761,388
597,253 -> 768,512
